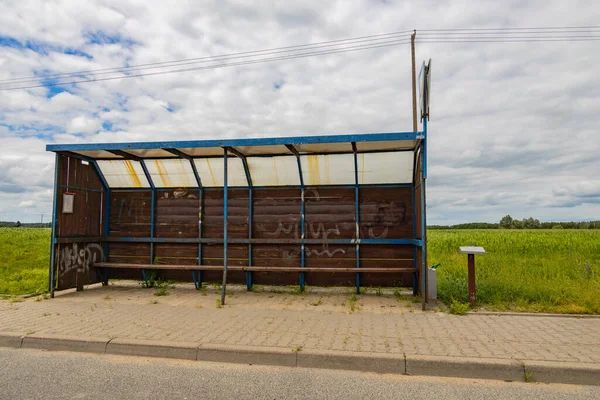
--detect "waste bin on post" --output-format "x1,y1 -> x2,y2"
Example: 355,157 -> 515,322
459,246 -> 486,307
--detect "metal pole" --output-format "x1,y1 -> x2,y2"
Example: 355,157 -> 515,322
247,188 -> 253,290
423,117 -> 428,302
352,143 -> 361,294
468,254 -> 476,307
411,30 -> 417,133
221,149 -> 228,305
420,144 -> 427,311
49,154 -> 59,298
140,161 -> 156,264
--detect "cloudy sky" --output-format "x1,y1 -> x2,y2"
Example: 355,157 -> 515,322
0,0 -> 598,224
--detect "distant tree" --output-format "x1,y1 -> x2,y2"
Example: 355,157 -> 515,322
499,215 -> 513,229
552,224 -> 564,229
15,221 -> 21,228
511,219 -> 523,229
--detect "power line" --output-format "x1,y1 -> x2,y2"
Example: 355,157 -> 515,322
0,30 -> 414,84
0,39 -> 412,91
1,25 -> 598,91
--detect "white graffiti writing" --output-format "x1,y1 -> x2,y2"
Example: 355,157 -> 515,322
59,243 -> 104,275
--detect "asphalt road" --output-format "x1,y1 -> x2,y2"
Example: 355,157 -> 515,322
1,348 -> 598,400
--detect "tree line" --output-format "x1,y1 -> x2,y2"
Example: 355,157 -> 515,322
429,215 -> 600,230
0,221 -> 51,228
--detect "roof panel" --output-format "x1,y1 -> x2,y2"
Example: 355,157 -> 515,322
300,154 -> 355,185
177,147 -> 226,157
356,140 -> 417,152
358,152 -> 413,184
232,145 -> 291,156
96,160 -> 151,188
193,158 -> 248,187
125,149 -> 177,158
295,142 -> 353,154
247,156 -> 300,186
73,150 -> 122,159
144,159 -> 197,188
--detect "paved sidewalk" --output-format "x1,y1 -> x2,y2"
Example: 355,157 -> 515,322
1,282 -> 599,383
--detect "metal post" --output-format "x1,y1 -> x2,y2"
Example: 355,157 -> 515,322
352,143 -> 360,294
140,160 -> 156,265
411,182 -> 417,296
92,159 -> 110,286
49,154 -> 59,298
286,144 -> 305,291
221,149 -> 228,305
247,188 -> 253,290
197,187 -> 203,289
468,254 -> 476,307
422,117 -> 428,303
411,30 -> 418,133
420,143 -> 427,311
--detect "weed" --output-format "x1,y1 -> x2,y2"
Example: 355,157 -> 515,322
522,362 -> 534,382
310,298 -> 323,307
215,298 -> 222,308
349,294 -> 359,312
343,336 -> 349,344
150,300 -> 159,304
9,297 -> 23,303
448,300 -> 470,315
291,285 -> 305,295
249,285 -> 264,293
198,286 -> 207,296
294,346 -> 303,353
154,287 -> 169,296
103,295 -> 111,300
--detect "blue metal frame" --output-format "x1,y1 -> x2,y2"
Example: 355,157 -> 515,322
139,161 -> 156,286
49,154 -> 59,297
286,144 -> 306,292
225,146 -> 255,290
352,143 -> 361,294
220,148 -> 228,305
419,141 -> 427,311
46,131 -> 422,153
412,184 -> 417,296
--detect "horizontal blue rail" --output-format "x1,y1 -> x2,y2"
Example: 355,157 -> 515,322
54,236 -> 423,246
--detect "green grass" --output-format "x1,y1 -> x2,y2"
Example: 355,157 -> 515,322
0,228 -> 50,296
430,230 -> 600,314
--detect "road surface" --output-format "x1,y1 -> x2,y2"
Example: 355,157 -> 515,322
0,348 -> 597,399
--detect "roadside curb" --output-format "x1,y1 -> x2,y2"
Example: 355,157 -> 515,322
1,332 -> 598,386
466,311 -> 600,319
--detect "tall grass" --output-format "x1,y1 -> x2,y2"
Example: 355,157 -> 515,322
0,228 -> 50,295
429,230 -> 600,314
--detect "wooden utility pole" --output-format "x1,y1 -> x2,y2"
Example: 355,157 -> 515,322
411,30 -> 417,132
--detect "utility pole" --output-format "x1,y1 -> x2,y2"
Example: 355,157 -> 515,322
411,30 -> 417,133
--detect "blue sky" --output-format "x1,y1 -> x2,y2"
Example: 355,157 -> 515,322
0,0 -> 599,224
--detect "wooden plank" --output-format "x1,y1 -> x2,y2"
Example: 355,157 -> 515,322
94,262 -> 414,273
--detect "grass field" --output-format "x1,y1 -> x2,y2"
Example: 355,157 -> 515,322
0,228 -> 50,296
430,230 -> 600,314
1,228 -> 599,314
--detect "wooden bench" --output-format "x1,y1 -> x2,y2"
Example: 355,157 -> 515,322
94,262 -> 415,290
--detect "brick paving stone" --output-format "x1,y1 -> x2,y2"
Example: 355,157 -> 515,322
1,281 -> 599,364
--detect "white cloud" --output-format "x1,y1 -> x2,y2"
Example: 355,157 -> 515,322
0,0 -> 599,223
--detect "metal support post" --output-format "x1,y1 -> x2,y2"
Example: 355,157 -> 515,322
468,254 -> 476,307
49,154 -> 59,298
196,187 -> 203,289
352,143 -> 361,294
221,149 -> 229,305
140,160 -> 156,269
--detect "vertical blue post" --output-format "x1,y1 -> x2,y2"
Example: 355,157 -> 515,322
49,154 -> 59,298
411,182 -> 417,296
352,143 -> 361,294
220,149 -> 228,305
247,188 -> 253,290
422,117 -> 428,306
140,160 -> 156,265
197,187 -> 203,289
92,159 -> 110,285
420,141 -> 427,311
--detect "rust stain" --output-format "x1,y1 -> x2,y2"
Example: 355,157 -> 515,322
123,160 -> 143,187
205,159 -> 217,185
307,155 -> 320,185
154,160 -> 172,187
